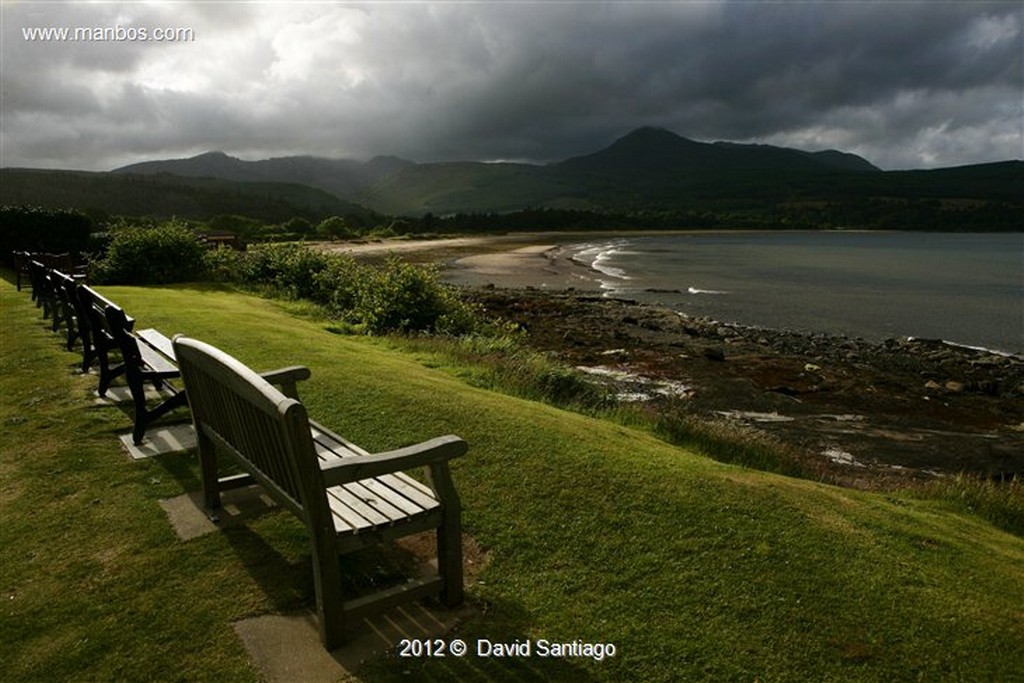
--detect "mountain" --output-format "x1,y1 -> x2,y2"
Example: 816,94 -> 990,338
556,126 -> 880,174
356,128 -> 902,214
355,129 -> 1024,217
109,128 -> 885,214
115,152 -> 414,198
8,127 -> 1021,225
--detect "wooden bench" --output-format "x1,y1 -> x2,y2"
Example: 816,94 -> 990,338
172,335 -> 466,649
27,259 -> 56,318
13,250 -> 31,292
76,285 -> 133,392
103,304 -> 190,445
51,269 -> 86,350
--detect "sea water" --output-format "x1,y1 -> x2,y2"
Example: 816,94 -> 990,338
566,231 -> 1024,355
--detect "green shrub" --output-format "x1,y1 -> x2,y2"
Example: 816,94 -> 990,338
201,246 -> 245,283
312,253 -> 362,316
354,257 -> 479,335
235,243 -> 331,299
219,246 -> 482,336
316,216 -> 354,240
92,223 -> 206,284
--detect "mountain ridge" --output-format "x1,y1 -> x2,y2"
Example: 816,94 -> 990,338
107,127 -> 900,214
115,151 -> 415,198
5,127 -> 1020,221
557,127 -> 880,174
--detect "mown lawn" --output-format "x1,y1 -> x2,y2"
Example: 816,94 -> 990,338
2,277 -> 1023,682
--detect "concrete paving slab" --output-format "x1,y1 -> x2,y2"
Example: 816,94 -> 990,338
159,487 -> 279,541
234,603 -> 474,682
94,384 -> 175,406
119,422 -> 195,459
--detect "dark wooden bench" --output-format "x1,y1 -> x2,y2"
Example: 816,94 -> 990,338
13,250 -> 31,292
172,335 -> 466,649
24,253 -> 82,303
51,269 -> 86,350
103,304 -> 191,445
27,259 -> 56,318
76,285 -> 133,393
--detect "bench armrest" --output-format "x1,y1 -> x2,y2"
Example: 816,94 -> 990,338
259,366 -> 311,399
320,434 -> 467,487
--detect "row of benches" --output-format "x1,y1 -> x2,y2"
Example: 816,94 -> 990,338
16,254 -> 467,650
22,253 -> 186,445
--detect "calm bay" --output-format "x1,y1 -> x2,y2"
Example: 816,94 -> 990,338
566,231 -> 1024,355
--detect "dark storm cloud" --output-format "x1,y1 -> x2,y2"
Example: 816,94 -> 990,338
2,2 -> 1020,171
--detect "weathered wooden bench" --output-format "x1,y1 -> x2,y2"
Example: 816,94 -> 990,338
13,250 -> 32,292
104,304 -> 189,445
172,335 -> 466,649
76,285 -> 133,392
27,259 -> 57,318
51,269 -> 86,350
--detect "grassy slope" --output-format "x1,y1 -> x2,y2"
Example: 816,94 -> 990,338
2,279 -> 1022,681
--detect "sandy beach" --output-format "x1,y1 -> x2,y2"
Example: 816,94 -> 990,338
319,232 -> 609,289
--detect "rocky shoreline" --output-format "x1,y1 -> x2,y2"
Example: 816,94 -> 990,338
461,286 -> 1024,486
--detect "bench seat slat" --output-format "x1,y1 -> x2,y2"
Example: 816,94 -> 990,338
339,480 -> 410,522
368,473 -> 440,512
311,426 -> 441,511
357,476 -> 438,517
137,328 -> 176,360
311,431 -> 362,460
314,428 -> 441,534
136,338 -> 179,375
311,422 -> 370,456
325,489 -> 378,534
327,486 -> 397,531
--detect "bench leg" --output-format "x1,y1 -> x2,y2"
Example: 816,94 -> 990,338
97,357 -> 125,397
311,535 -> 347,649
197,429 -> 222,522
97,353 -> 113,395
81,342 -> 94,375
437,506 -> 464,607
429,463 -> 464,607
131,387 -> 187,445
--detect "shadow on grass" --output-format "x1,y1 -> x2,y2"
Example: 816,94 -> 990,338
219,523 -> 314,612
152,448 -> 204,492
206,500 -> 601,681
358,594 -> 603,682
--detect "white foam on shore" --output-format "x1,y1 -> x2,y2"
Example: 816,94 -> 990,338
571,241 -> 632,280
906,336 -> 1022,359
687,286 -> 730,295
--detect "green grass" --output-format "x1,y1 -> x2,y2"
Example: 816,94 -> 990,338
3,277 -> 1024,681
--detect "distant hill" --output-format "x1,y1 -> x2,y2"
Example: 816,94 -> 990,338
556,126 -> 880,174
6,127 -> 1021,226
355,128 -> 1020,216
107,127 -> 889,215
0,168 -> 371,222
115,152 -> 413,198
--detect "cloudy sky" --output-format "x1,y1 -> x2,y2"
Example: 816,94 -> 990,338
2,1 -> 1021,172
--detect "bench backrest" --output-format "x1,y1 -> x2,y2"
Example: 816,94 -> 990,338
78,285 -> 133,337
173,336 -> 325,523
104,304 -> 142,368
